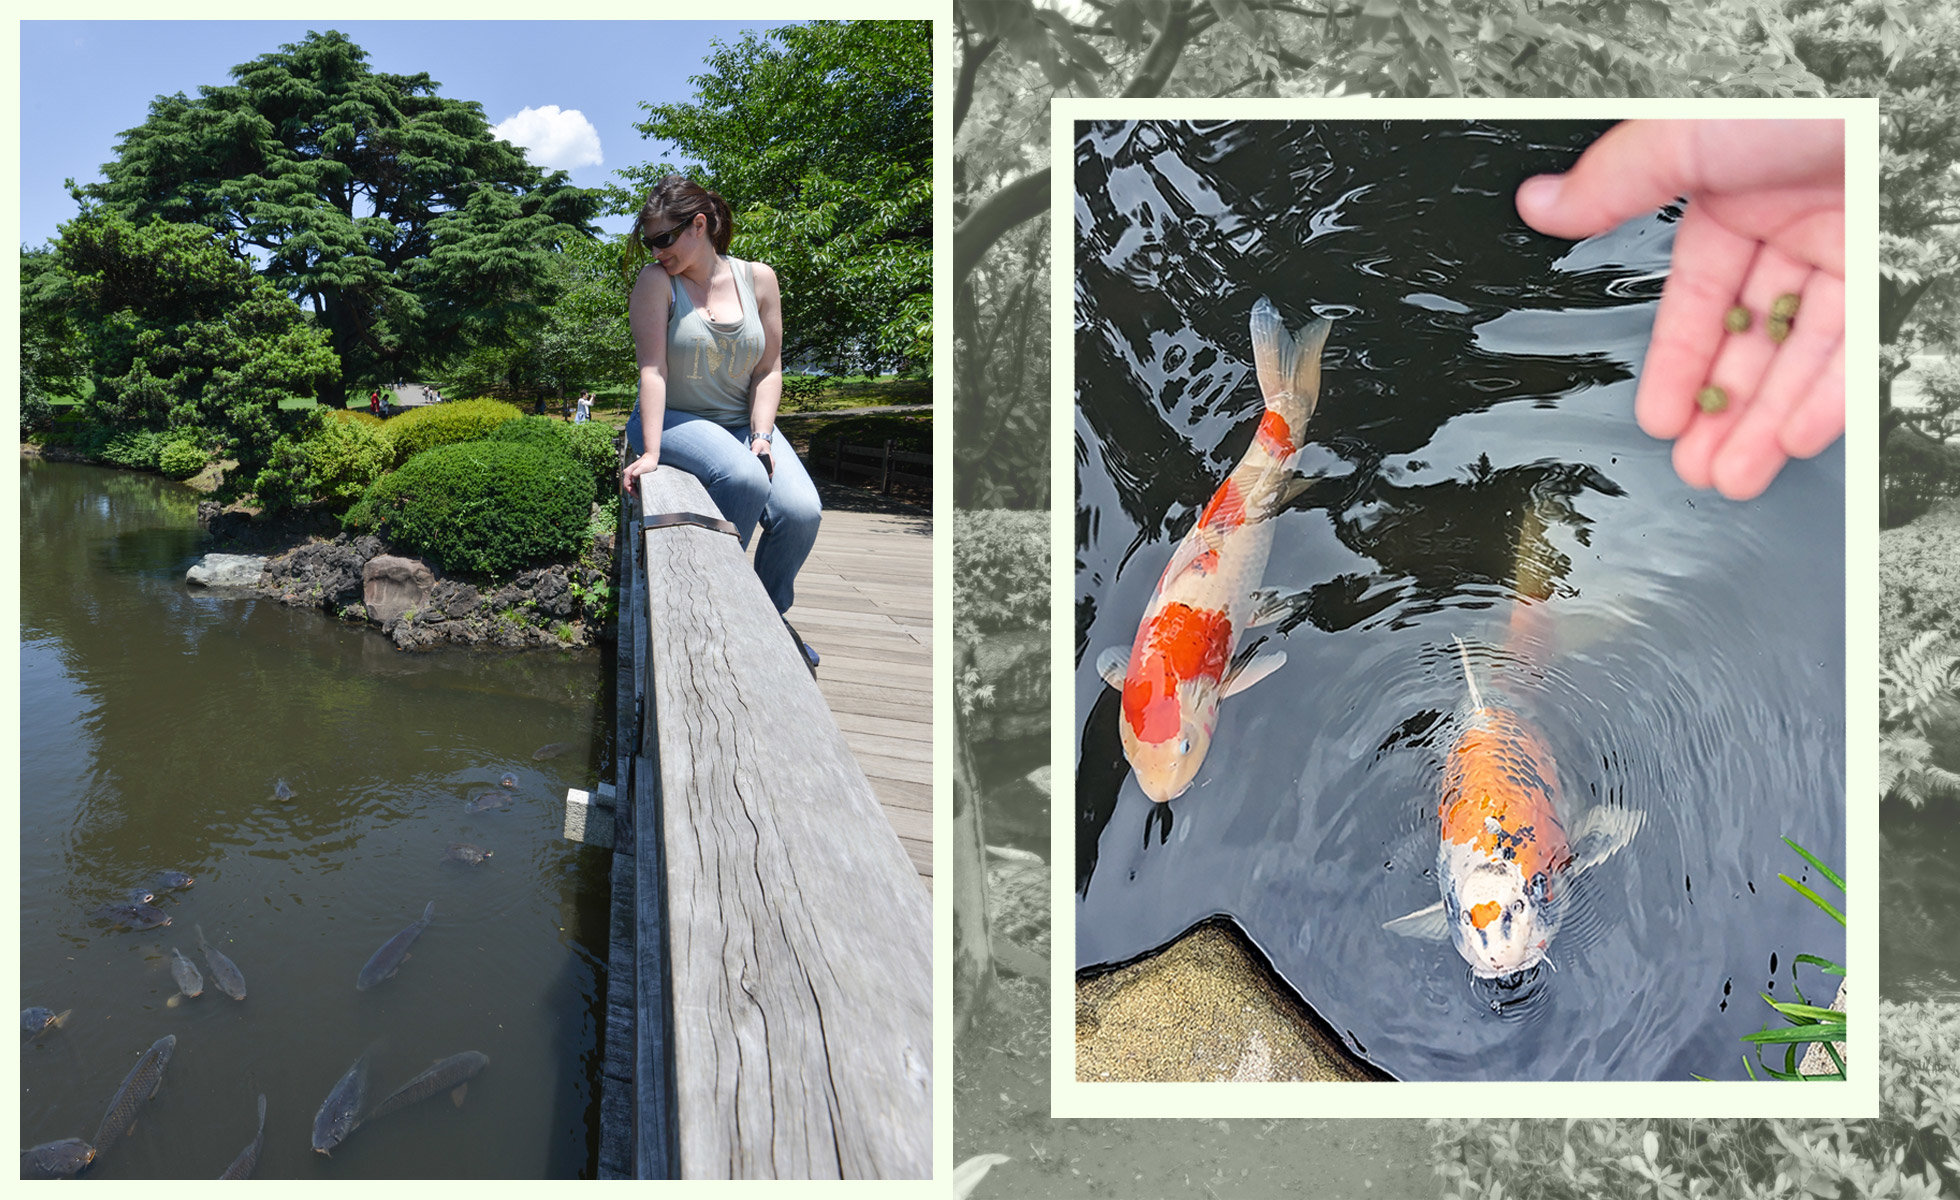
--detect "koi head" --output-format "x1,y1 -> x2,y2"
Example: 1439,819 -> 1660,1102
1119,697 -> 1215,804
1439,844 -> 1557,978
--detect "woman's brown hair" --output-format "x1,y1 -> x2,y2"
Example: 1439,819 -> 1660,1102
621,175 -> 733,276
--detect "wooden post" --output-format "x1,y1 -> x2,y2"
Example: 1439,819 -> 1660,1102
881,439 -> 894,494
833,436 -> 844,483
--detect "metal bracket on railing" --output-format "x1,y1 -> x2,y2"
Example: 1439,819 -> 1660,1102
642,511 -> 738,537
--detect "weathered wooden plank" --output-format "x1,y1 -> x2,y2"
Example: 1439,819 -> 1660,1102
834,728 -> 934,769
830,708 -> 932,743
639,469 -> 931,1179
847,749 -> 934,787
631,752 -> 676,1180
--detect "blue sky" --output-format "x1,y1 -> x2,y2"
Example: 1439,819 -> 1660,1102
17,20 -> 802,249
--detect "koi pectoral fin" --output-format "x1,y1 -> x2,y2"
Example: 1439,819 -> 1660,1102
1222,649 -> 1286,697
1570,806 -> 1645,873
1095,646 -> 1130,690
1383,901 -> 1450,941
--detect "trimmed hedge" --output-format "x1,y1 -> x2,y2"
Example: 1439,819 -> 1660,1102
378,397 -> 524,469
487,416 -> 619,501
256,414 -> 394,513
344,439 -> 590,576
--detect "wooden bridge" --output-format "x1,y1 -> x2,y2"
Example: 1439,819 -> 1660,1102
593,465 -> 933,1180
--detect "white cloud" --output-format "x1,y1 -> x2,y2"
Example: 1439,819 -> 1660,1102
491,105 -> 602,171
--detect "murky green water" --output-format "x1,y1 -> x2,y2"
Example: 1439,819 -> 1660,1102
19,460 -> 610,1178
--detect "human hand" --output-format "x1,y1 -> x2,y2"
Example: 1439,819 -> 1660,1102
621,451 -> 659,496
1516,119 -> 1845,501
751,434 -> 774,479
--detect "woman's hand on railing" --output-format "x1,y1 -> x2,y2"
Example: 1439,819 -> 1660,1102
622,451 -> 660,496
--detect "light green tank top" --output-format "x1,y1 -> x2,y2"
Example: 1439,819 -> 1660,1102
665,256 -> 763,426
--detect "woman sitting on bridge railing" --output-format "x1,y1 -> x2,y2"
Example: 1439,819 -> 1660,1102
619,175 -> 823,666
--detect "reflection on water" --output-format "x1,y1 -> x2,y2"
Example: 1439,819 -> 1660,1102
1073,121 -> 1846,1081
20,461 -> 608,1177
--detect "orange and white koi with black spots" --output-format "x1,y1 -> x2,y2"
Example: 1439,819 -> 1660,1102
1384,636 -> 1642,978
1097,297 -> 1332,804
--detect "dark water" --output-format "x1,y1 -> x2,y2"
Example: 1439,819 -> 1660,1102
19,461 -> 609,1177
1072,121 -> 1846,1082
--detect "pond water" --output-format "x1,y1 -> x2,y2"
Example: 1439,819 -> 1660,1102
1072,121 -> 1847,1082
19,460 -> 610,1177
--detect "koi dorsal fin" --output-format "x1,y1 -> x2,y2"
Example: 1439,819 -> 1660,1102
1453,635 -> 1486,712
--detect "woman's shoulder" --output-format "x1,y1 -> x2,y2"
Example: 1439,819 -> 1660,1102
742,259 -> 780,295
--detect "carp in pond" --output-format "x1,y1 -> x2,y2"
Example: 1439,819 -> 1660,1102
217,1094 -> 266,1179
464,791 -> 511,813
311,1051 -> 370,1155
366,1051 -> 489,1122
93,902 -> 171,931
151,869 -> 196,892
126,886 -> 157,905
273,778 -> 294,801
92,1033 -> 176,1159
531,742 -> 573,760
356,900 -> 436,990
21,1138 -> 95,1179
498,773 -> 518,789
21,1006 -> 70,1037
197,925 -> 248,1000
1097,297 -> 1332,804
1384,637 -> 1642,979
170,948 -> 204,999
444,844 -> 494,865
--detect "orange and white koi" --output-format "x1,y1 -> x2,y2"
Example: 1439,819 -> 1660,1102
1384,637 -> 1641,977
1096,297 -> 1332,803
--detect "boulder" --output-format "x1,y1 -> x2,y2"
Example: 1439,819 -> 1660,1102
186,553 -> 268,589
363,555 -> 436,626
263,537 -> 372,610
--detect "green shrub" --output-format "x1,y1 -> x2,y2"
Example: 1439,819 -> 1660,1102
1429,1002 -> 1959,1199
331,408 -> 383,429
344,440 -> 590,576
782,373 -> 826,405
954,508 -> 1049,641
486,416 -> 619,502
100,428 -> 168,471
378,397 -> 523,468
157,438 -> 206,479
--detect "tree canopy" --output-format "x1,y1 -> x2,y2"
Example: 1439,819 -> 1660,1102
80,29 -> 600,401
619,20 -> 931,375
55,209 -> 337,467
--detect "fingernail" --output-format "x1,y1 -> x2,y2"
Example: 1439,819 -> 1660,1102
1517,174 -> 1564,214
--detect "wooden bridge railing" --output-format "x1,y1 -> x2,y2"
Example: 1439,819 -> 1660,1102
604,464 -> 932,1179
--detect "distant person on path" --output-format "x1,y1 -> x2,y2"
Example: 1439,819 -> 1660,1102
575,392 -> 592,424
619,175 -> 823,657
369,389 -> 380,417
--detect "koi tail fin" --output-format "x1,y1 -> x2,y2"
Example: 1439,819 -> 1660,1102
1250,297 -> 1333,435
1452,635 -> 1486,713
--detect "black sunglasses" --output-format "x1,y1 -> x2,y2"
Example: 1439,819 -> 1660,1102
646,219 -> 692,250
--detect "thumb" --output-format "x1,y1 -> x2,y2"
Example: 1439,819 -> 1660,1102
1516,120 -> 1701,240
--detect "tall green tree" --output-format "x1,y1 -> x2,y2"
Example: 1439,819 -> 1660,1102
618,20 -> 931,374
80,29 -> 599,402
56,209 -> 337,468
18,246 -> 86,431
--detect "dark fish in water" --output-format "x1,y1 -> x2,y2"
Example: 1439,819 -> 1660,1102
356,900 -> 436,990
311,1051 -> 370,1155
92,1033 -> 176,1159
196,925 -> 248,1000
151,869 -> 196,891
217,1094 -> 266,1179
127,886 -> 157,905
273,778 -> 294,801
21,1138 -> 95,1178
93,902 -> 171,931
531,742 -> 573,760
498,773 -> 518,789
366,1051 -> 489,1122
21,1006 -> 71,1036
464,791 -> 511,813
170,948 -> 204,998
444,844 -> 494,865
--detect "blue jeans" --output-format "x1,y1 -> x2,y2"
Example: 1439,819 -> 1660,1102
627,407 -> 822,614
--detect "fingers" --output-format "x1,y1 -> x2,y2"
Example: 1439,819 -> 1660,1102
1633,202 -> 1759,442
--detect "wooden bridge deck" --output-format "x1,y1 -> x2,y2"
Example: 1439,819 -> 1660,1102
763,484 -> 933,885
